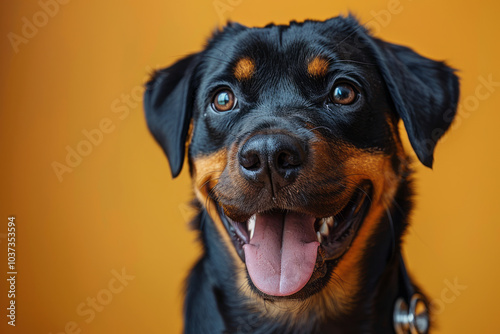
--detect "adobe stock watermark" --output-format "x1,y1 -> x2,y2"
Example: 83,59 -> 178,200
7,0 -> 72,54
48,267 -> 135,334
448,74 -> 499,133
419,73 -> 499,154
429,277 -> 467,315
51,66 -> 157,182
179,203 -> 197,223
213,0 -> 244,23
363,0 -> 413,36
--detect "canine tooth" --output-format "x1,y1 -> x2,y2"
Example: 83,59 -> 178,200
316,231 -> 323,243
248,215 -> 256,240
320,221 -> 329,237
324,216 -> 334,227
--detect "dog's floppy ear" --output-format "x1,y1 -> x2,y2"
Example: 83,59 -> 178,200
144,53 -> 200,177
361,34 -> 460,167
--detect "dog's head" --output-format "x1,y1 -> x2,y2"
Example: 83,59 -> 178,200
145,15 -> 458,315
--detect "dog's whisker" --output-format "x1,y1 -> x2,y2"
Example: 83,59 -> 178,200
334,59 -> 377,66
197,175 -> 222,192
202,55 -> 232,66
387,194 -> 407,218
306,125 -> 334,134
329,271 -> 347,296
384,204 -> 397,261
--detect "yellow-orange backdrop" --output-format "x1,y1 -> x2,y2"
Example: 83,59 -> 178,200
0,0 -> 499,333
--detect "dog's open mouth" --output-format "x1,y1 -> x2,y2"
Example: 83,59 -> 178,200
218,182 -> 372,298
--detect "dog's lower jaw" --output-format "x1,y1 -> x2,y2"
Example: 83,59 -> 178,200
185,211 -> 397,333
183,175 -> 426,334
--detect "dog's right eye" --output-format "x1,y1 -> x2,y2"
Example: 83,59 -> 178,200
212,88 -> 237,112
329,83 -> 358,105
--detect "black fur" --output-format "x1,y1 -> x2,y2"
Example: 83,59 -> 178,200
364,37 -> 460,167
145,53 -> 201,177
144,15 -> 459,333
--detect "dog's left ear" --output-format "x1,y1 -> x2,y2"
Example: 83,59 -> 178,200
361,34 -> 460,167
144,53 -> 201,178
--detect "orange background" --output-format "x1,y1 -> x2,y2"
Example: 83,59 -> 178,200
0,0 -> 499,333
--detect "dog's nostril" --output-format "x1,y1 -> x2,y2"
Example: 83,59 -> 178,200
277,151 -> 302,170
239,152 -> 261,171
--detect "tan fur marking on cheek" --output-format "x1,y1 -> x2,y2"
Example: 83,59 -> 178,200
184,120 -> 194,176
192,149 -> 247,270
319,192 -> 389,313
340,148 -> 401,212
301,148 -> 401,319
318,150 -> 401,315
186,120 -> 194,148
192,149 -> 227,199
307,57 -> 329,77
234,57 -> 255,81
385,113 -> 410,173
204,199 -> 246,268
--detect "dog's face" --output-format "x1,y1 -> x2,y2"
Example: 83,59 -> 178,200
145,16 -> 458,317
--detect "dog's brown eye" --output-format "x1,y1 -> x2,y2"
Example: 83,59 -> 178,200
330,83 -> 357,105
212,89 -> 236,112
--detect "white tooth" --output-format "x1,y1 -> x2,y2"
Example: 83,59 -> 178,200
324,217 -> 334,227
320,221 -> 329,237
316,231 -> 323,243
248,215 -> 256,240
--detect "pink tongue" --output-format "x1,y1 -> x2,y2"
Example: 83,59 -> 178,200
243,212 -> 319,296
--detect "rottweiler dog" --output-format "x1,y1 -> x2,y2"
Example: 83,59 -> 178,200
144,15 -> 459,334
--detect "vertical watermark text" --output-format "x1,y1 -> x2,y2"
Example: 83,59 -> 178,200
6,216 -> 17,326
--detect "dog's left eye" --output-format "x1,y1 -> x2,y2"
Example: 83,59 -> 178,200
329,83 -> 357,105
212,88 -> 237,112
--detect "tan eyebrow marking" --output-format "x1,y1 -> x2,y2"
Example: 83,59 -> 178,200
234,57 -> 255,81
307,56 -> 329,77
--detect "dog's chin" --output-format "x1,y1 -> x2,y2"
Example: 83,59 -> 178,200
217,182 -> 373,300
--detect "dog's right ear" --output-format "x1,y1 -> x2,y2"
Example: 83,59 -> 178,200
144,53 -> 201,178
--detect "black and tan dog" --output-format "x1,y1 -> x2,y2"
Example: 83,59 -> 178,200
144,15 -> 459,334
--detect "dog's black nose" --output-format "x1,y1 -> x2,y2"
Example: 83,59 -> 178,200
238,133 -> 306,192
